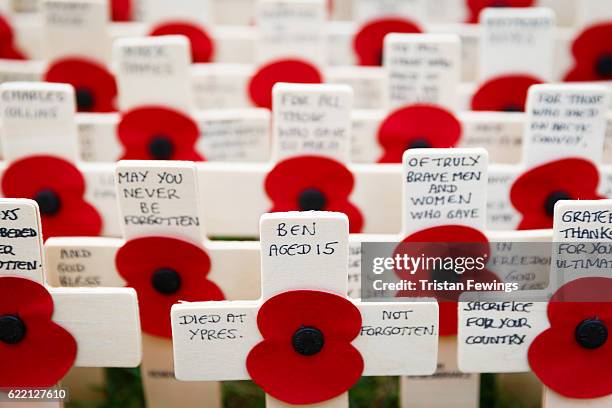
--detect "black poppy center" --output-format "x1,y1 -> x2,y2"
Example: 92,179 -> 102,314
151,268 -> 182,295
491,0 -> 510,6
377,49 -> 384,66
75,88 -> 95,112
0,315 -> 27,345
299,188 -> 327,211
503,104 -> 522,112
595,54 -> 612,77
408,139 -> 432,149
544,191 -> 571,217
33,189 -> 61,216
148,135 -> 175,160
292,326 -> 325,356
575,319 -> 608,349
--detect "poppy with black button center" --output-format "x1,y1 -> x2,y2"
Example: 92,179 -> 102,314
393,225 -> 499,336
118,106 -> 204,161
471,74 -> 542,112
45,58 -> 117,113
1,156 -> 103,238
265,156 -> 364,233
353,18 -> 422,66
150,21 -> 215,63
0,277 -> 78,388
248,59 -> 323,110
566,23 -> 612,82
510,158 -> 604,230
528,277 -> 612,399
247,290 -> 364,405
116,236 -> 224,338
377,105 -> 462,163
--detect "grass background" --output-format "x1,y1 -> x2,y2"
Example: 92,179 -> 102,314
67,368 -> 533,408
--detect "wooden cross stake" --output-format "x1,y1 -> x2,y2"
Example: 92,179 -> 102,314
172,211 -> 439,407
0,198 -> 141,407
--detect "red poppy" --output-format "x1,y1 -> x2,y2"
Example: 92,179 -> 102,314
150,21 -> 215,63
0,15 -> 26,60
466,0 -> 535,24
377,105 -> 462,163
118,106 -> 204,161
265,156 -> 364,233
44,58 -> 117,113
395,226 -> 498,336
0,277 -> 77,388
471,74 -> 542,112
111,0 -> 132,22
1,156 -> 102,239
116,236 -> 224,338
510,158 -> 603,230
528,277 -> 612,399
353,18 -> 422,66
248,59 -> 323,109
246,290 -> 363,405
565,23 -> 612,82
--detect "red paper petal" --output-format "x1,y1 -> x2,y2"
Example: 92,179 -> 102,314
1,156 -> 103,239
510,158 -> 603,230
395,226 -> 495,336
257,290 -> 362,340
248,59 -> 323,109
265,156 -> 364,233
246,290 -> 363,404
353,18 -> 422,66
547,277 -> 612,328
471,74 -> 542,112
118,106 -> 204,161
466,0 -> 535,24
116,237 -> 225,338
150,21 -> 215,63
0,15 -> 26,60
0,277 -> 77,388
528,278 -> 612,399
377,105 -> 462,163
45,58 -> 117,113
564,23 -> 612,82
111,0 -> 132,22
248,341 -> 363,404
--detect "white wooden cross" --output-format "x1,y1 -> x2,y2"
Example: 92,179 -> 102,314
486,83 -> 610,231
0,81 -> 121,237
459,199 -> 612,408
346,146 -> 552,407
171,211 -> 439,407
397,147 -> 488,408
110,34 -> 271,164
41,0 -> 115,113
350,33 -> 528,166
77,32 -> 269,163
473,7 -> 555,111
197,81 -> 402,237
366,33 -> 462,164
0,198 -> 141,407
43,159 -> 262,408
